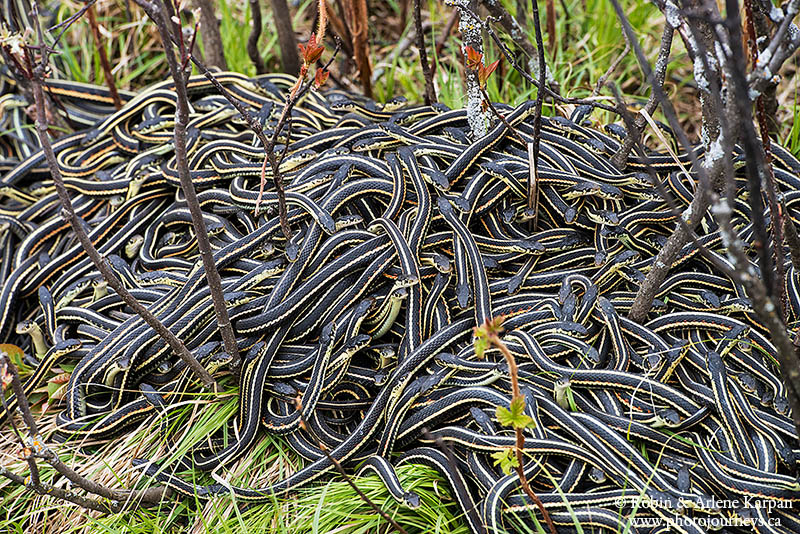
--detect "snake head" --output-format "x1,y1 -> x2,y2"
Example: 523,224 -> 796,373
403,491 -> 421,509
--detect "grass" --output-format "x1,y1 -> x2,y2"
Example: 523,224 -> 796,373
1,374 -> 469,534
45,0 -> 797,147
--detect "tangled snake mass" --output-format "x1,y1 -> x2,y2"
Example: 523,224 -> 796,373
2,71 -> 800,533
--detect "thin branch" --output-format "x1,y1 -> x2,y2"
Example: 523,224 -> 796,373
611,24 -> 672,169
592,37 -> 630,98
527,0 -> 546,226
258,39 -> 341,240
481,0 -> 540,74
421,428 -> 486,534
478,86 -> 523,143
150,20 -> 295,253
748,0 -> 800,96
132,0 -> 241,375
464,5 -> 619,114
610,0 -> 725,322
746,0 -> 787,317
526,142 -> 539,234
413,0 -> 436,105
25,7 -> 217,389
435,9 -> 459,57
722,0 -> 775,300
544,0 -> 556,55
343,0 -> 372,97
270,0 -> 301,74
85,4 -> 122,109
477,319 -> 556,534
0,354 -> 170,512
0,465 -> 117,513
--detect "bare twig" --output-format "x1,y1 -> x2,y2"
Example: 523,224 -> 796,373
544,0 -> 556,55
611,0 -> 726,322
610,25 -> 672,169
86,3 -> 122,109
247,0 -> 267,73
0,354 -> 170,512
746,0 -> 786,317
527,0 -> 546,225
258,37 -> 340,241
711,197 -> 800,439
745,0 -> 779,133
481,0 -> 540,74
607,83 -> 736,280
133,0 -> 241,375
421,428 -> 486,534
23,8 -> 217,389
592,38 -> 630,98
748,0 -> 800,96
463,5 -> 619,114
722,0 -> 775,300
435,9 -> 459,57
413,0 -> 436,105
478,86 -> 523,143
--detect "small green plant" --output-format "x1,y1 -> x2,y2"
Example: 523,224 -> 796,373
473,316 -> 556,534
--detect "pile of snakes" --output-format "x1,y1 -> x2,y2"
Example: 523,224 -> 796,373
2,71 -> 800,533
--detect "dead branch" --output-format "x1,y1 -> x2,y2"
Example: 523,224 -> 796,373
610,25 -> 672,169
748,0 -> 800,96
435,9 -> 459,57
746,0 -> 787,316
132,0 -> 241,375
527,0 -> 546,228
343,0 -> 372,97
413,0 -> 436,104
0,353 -> 170,512
21,5 -> 217,389
296,406 -> 409,534
612,0 -> 726,323
481,0 -> 538,67
544,0 -> 556,55
86,3 -> 122,109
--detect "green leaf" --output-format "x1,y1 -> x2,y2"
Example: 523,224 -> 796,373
46,381 -> 62,398
474,336 -> 489,360
566,386 -> 578,412
490,448 -> 518,475
496,396 -> 535,429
